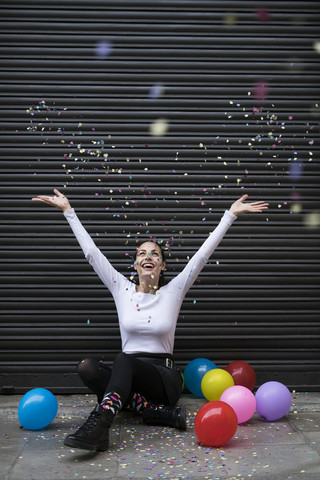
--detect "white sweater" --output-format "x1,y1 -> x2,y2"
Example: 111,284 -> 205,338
64,209 -> 237,355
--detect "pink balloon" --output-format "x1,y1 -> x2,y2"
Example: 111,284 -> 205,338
220,385 -> 256,424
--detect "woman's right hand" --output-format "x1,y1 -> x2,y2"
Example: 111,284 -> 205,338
32,188 -> 72,212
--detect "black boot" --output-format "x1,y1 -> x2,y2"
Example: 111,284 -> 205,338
64,404 -> 112,451
142,405 -> 187,430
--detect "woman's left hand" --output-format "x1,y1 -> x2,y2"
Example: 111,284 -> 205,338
229,194 -> 269,216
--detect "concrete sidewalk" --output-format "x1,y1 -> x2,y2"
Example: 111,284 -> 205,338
1,392 -> 320,480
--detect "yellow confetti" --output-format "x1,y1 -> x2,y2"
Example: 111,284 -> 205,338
224,13 -> 237,26
291,203 -> 302,214
313,42 -> 320,53
149,118 -> 169,136
304,211 -> 320,228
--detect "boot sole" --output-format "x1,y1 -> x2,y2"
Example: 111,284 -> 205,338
63,436 -> 109,452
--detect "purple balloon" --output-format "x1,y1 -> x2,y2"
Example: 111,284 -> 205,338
255,381 -> 292,421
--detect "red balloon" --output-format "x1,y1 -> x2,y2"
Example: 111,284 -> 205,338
194,401 -> 238,447
224,361 -> 256,391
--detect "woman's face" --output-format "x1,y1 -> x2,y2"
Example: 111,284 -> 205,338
134,242 -> 166,283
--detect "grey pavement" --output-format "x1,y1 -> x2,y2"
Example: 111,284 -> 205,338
1,392 -> 320,480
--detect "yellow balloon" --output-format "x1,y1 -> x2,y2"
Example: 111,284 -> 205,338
201,368 -> 235,401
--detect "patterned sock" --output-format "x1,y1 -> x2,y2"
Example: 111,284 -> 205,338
129,392 -> 157,414
101,391 -> 122,415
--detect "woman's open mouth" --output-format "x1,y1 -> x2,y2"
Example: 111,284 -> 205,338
142,262 -> 155,269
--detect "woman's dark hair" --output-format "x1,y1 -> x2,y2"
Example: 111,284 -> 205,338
135,240 -> 167,287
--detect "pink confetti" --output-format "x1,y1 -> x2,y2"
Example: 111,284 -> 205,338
255,7 -> 272,22
254,81 -> 269,101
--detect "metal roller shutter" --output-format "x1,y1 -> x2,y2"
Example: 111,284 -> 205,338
0,1 -> 319,393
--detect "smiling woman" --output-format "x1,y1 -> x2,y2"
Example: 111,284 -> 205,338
31,188 -> 268,452
134,241 -> 167,293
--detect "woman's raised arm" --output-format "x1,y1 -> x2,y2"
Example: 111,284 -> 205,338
32,188 -> 72,213
168,194 -> 269,297
32,188 -> 129,294
229,194 -> 269,216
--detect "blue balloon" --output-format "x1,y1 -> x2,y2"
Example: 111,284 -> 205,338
184,358 -> 217,397
18,388 -> 58,430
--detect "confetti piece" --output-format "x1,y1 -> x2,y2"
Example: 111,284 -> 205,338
304,212 -> 320,228
313,41 -> 320,53
255,7 -> 272,22
289,162 -> 303,180
254,81 -> 269,101
149,118 -> 169,136
95,40 -> 113,57
224,13 -> 237,26
149,83 -> 165,99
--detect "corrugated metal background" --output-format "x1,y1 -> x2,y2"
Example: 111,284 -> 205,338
0,1 -> 319,393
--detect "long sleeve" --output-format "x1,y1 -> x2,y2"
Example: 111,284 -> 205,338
63,208 -> 129,294
168,210 -> 237,297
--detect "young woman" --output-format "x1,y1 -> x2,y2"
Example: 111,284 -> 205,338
32,189 -> 268,451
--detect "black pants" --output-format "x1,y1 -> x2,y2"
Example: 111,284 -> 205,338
77,352 -> 171,407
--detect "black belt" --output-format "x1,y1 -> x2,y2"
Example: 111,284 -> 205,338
129,354 -> 176,370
